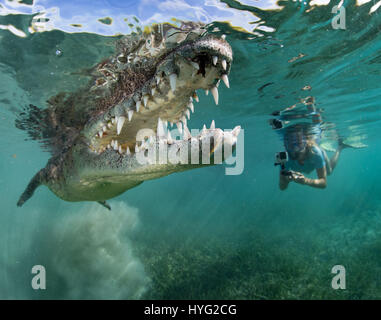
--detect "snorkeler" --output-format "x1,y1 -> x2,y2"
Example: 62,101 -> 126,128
278,124 -> 349,190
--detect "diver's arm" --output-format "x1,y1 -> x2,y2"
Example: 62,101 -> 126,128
293,167 -> 327,189
279,172 -> 290,190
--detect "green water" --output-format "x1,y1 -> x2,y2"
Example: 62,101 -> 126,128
1,0 -> 381,299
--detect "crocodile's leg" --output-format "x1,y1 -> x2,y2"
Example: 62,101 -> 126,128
97,201 -> 111,211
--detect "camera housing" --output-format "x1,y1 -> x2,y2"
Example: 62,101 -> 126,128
274,151 -> 291,176
274,151 -> 288,166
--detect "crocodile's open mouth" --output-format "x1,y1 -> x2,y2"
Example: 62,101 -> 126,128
86,32 -> 236,156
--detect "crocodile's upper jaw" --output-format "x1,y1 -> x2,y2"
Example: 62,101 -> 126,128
85,33 -> 234,156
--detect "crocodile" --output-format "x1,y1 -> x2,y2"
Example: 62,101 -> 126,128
16,22 -> 240,209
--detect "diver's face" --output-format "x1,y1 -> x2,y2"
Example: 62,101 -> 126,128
285,132 -> 306,159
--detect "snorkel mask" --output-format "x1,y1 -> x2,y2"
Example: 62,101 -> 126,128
285,131 -> 307,158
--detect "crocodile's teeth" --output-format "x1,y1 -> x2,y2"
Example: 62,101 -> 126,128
136,101 -> 141,112
118,145 -> 122,153
113,140 -> 119,150
111,117 -> 116,124
157,117 -> 165,136
211,87 -> 219,105
169,73 -> 177,92
176,122 -> 183,134
135,144 -> 139,153
181,116 -> 187,126
210,120 -> 215,129
222,59 -> 227,70
151,87 -> 156,96
186,109 -> 191,120
126,146 -> 131,155
221,74 -> 230,88
102,125 -> 107,132
107,144 -> 111,149
183,125 -> 191,140
221,34 -> 226,40
99,131 -> 103,138
107,122 -> 112,128
213,56 -> 218,65
167,131 -> 173,144
156,76 -> 161,85
193,92 -> 199,102
232,126 -> 241,137
188,102 -> 194,113
143,95 -> 149,107
205,89 -> 209,96
117,116 -> 126,135
128,110 -> 133,121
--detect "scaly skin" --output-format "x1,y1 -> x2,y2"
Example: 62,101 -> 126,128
16,22 -> 240,208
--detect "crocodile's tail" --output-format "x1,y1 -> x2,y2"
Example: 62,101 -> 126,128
17,169 -> 46,207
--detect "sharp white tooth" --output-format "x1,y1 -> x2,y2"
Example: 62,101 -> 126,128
128,110 -> 133,121
151,87 -> 156,96
136,101 -> 141,112
193,92 -> 199,102
135,144 -> 139,153
156,76 -> 161,85
181,116 -> 187,127
222,59 -> 227,70
99,131 -> 103,138
111,140 -> 114,148
157,117 -> 165,136
210,120 -> 215,129
211,87 -> 219,105
221,34 -> 226,40
221,74 -> 230,88
118,145 -> 122,153
203,124 -> 207,131
176,122 -> 183,134
183,125 -> 191,140
113,140 -> 119,150
213,56 -> 218,66
107,122 -> 112,128
188,102 -> 194,113
143,95 -> 149,107
102,126 -> 107,132
232,126 -> 241,137
167,131 -> 173,144
126,146 -> 131,155
111,117 -> 116,124
169,73 -> 177,92
190,61 -> 199,70
107,144 -> 111,149
186,109 -> 191,120
170,122 -> 173,127
117,116 -> 126,135
205,89 -> 209,96
148,136 -> 154,145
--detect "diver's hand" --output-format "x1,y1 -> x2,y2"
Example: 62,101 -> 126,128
290,172 -> 307,184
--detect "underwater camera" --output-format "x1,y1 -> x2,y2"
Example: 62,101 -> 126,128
274,151 -> 292,176
269,118 -> 284,130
